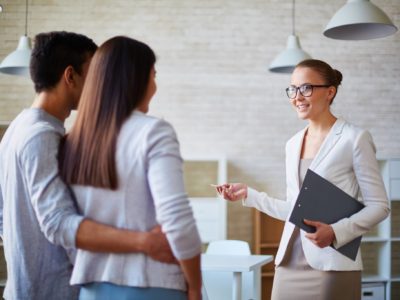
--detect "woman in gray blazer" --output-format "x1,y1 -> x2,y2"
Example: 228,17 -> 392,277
216,59 -> 390,300
59,36 -> 202,300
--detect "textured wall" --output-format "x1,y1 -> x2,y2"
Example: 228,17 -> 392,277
0,0 -> 399,248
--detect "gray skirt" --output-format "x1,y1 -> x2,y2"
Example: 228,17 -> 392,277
271,228 -> 361,300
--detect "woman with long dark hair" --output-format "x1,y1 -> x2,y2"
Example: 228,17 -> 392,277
59,36 -> 202,300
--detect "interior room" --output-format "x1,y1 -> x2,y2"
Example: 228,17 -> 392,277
0,1 -> 399,299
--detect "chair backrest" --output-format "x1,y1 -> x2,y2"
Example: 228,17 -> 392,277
203,240 -> 254,300
206,240 -> 251,255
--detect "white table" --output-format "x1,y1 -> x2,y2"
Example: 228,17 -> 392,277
201,254 -> 273,300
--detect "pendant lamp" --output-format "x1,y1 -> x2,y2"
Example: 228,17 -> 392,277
0,0 -> 32,77
324,0 -> 398,40
269,0 -> 311,74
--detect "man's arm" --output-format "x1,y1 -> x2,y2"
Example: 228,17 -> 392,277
21,129 -> 175,262
77,222 -> 176,262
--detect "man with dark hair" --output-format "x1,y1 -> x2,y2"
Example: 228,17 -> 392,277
0,31 -> 175,300
30,31 -> 98,94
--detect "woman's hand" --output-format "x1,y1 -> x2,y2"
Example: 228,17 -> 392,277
214,183 -> 248,202
303,219 -> 336,248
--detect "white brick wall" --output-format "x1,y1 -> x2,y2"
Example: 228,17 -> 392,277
0,0 -> 399,247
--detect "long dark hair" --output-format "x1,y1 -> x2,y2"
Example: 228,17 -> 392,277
59,36 -> 156,189
296,59 -> 343,104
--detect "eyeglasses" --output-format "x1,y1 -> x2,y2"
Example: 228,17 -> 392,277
285,84 -> 331,99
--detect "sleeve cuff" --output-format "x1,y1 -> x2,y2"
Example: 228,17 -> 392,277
242,187 -> 259,208
330,222 -> 345,248
59,215 -> 85,249
168,224 -> 202,260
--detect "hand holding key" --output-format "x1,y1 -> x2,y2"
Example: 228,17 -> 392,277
211,183 -> 248,201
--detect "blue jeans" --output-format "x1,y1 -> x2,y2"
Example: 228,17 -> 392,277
79,282 -> 187,300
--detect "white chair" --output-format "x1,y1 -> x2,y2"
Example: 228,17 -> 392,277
202,240 -> 254,300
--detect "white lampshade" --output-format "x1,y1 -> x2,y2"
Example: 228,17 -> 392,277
269,35 -> 312,74
324,0 -> 398,40
0,35 -> 32,77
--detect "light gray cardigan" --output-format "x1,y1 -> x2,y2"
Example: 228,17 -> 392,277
70,111 -> 201,290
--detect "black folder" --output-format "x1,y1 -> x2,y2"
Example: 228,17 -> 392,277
289,169 -> 365,261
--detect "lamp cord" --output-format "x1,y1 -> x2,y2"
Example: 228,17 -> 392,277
292,0 -> 295,35
25,0 -> 28,36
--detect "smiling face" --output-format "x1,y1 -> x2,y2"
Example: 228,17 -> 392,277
289,67 -> 336,121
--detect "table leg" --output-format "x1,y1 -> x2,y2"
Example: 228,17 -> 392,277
253,268 -> 261,300
232,272 -> 242,300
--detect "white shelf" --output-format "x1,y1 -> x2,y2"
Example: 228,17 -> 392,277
362,275 -> 389,282
391,277 -> 400,282
362,237 -> 388,242
371,158 -> 400,300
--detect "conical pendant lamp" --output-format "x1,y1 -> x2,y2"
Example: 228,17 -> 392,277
324,0 -> 398,40
0,0 -> 32,77
269,0 -> 311,74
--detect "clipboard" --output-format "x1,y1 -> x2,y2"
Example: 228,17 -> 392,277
289,169 -> 365,260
